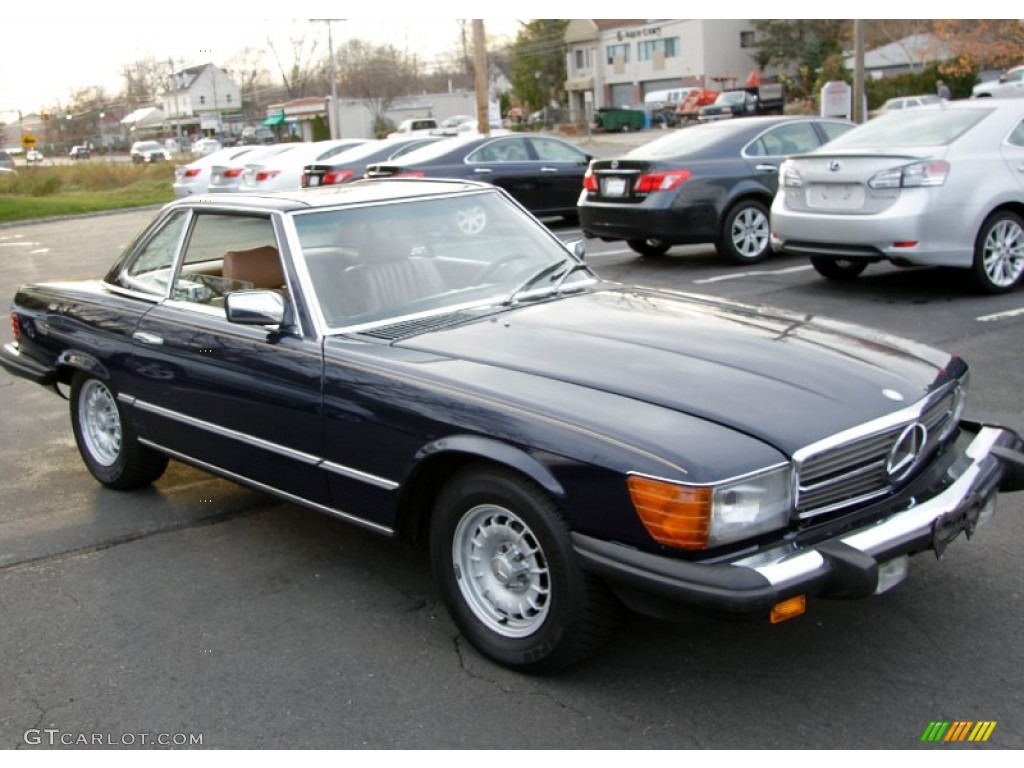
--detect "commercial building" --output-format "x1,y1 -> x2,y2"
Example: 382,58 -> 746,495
564,19 -> 760,122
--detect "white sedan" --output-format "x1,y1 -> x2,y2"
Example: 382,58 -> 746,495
173,145 -> 262,197
771,99 -> 1024,293
235,139 -> 369,193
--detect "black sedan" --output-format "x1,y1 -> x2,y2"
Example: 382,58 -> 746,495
3,179 -> 1023,673
579,116 -> 854,263
301,136 -> 445,188
364,132 -> 591,222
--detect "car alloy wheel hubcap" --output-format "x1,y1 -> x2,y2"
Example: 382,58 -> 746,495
80,380 -> 122,466
732,207 -> 769,258
452,503 -> 551,637
983,219 -> 1024,287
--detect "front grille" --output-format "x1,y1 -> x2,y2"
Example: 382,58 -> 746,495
795,385 -> 960,520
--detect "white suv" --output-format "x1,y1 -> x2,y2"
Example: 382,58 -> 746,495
972,66 -> 1024,98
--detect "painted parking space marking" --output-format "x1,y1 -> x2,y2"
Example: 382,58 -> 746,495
694,265 -> 814,284
977,307 -> 1024,322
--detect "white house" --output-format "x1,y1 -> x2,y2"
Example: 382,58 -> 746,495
161,63 -> 242,137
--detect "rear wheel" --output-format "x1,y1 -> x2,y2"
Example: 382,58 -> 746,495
627,238 -> 671,257
810,256 -> 869,281
70,373 -> 168,490
430,465 -> 618,673
971,211 -> 1024,293
716,199 -> 771,264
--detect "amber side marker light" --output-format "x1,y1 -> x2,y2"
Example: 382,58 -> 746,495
628,476 -> 711,550
770,595 -> 806,624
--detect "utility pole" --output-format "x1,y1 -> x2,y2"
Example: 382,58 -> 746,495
312,18 -> 345,139
853,20 -> 866,124
473,20 -> 489,136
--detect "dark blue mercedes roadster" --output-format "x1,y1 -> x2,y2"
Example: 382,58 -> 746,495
3,178 -> 1023,672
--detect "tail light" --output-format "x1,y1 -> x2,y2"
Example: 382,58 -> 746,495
394,171 -> 425,178
634,169 -> 691,193
255,170 -> 281,182
184,168 -> 201,178
583,167 -> 598,192
224,168 -> 244,178
323,170 -> 354,185
869,160 -> 949,189
10,313 -> 19,342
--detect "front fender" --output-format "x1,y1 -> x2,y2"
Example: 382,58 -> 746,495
413,434 -> 566,499
56,349 -> 111,382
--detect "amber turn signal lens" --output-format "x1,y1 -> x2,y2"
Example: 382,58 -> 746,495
628,476 -> 711,550
770,595 -> 806,624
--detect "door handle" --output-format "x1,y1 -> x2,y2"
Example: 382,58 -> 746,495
755,164 -> 778,172
132,331 -> 164,345
473,167 -> 493,174
539,167 -> 559,173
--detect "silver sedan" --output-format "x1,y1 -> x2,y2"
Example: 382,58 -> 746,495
771,99 -> 1024,293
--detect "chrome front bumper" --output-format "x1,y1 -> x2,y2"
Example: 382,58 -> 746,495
573,423 -> 1024,619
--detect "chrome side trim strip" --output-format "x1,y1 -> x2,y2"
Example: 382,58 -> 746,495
319,461 -> 399,491
138,439 -> 395,536
121,394 -> 399,491
131,398 -> 321,465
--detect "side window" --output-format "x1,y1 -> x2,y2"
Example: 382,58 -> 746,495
1008,120 -> 1024,148
530,137 -> 588,163
468,138 -> 531,163
121,210 -> 189,295
758,122 -> 821,156
170,214 -> 280,307
819,121 -> 855,143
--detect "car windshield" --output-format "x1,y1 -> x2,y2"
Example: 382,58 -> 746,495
826,107 -> 992,148
290,188 -> 587,331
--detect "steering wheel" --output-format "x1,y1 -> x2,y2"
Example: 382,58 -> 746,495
476,253 -> 531,283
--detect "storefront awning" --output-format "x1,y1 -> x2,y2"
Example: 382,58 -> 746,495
263,113 -> 285,126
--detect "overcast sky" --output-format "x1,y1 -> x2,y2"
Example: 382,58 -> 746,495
0,8 -> 528,122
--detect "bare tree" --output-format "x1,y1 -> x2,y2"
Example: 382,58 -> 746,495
119,57 -> 168,109
337,39 -> 420,128
266,22 -> 326,99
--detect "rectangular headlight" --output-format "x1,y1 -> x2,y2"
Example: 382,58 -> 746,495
629,466 -> 793,550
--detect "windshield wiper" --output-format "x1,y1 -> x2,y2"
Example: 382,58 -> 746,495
501,257 -> 571,306
552,261 -> 593,294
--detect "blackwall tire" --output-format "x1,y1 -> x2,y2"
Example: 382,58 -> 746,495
70,372 -> 168,490
430,464 -> 618,673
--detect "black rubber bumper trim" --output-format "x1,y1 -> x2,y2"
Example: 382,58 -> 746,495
0,342 -> 57,385
571,533 -> 780,616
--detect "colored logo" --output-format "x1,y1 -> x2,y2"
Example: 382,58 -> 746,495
921,721 -> 997,742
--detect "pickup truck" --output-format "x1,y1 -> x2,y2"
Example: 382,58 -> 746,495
387,117 -> 440,139
698,83 -> 786,122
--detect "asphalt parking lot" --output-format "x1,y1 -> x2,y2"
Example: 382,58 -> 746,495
1,166 -> 1023,749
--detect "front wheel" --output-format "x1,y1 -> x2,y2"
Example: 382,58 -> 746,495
716,199 -> 771,264
430,465 -> 618,673
627,238 -> 671,257
971,211 -> 1024,293
810,256 -> 869,281
70,373 -> 168,490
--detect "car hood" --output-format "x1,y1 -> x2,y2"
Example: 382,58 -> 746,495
395,287 -> 956,456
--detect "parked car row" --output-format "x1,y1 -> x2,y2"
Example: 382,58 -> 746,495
174,133 -> 593,224
583,99 -> 1024,293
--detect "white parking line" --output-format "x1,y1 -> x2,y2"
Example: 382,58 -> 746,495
976,307 -> 1024,322
0,242 -> 35,247
694,265 -> 814,284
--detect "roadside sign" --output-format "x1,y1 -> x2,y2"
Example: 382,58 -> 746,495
21,134 -> 36,149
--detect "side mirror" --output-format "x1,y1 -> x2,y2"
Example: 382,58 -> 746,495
225,290 -> 292,328
566,238 -> 586,261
